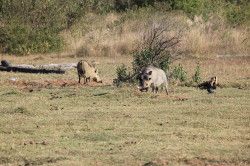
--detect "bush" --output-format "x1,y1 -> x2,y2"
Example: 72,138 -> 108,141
172,64 -> 187,82
114,0 -> 155,12
171,0 -> 203,18
87,0 -> 115,13
114,64 -> 134,87
115,23 -> 181,84
0,24 -> 30,55
116,64 -> 131,82
225,4 -> 250,26
0,0 -> 84,55
164,0 -> 249,25
192,63 -> 202,84
0,23 -> 64,55
132,23 -> 180,73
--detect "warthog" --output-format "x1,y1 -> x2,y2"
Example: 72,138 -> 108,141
138,66 -> 169,94
198,76 -> 217,93
77,60 -> 102,84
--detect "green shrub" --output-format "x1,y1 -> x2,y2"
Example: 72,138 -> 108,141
114,0 -> 155,12
168,0 -> 203,18
87,0 -> 115,13
0,0 -> 84,55
114,64 -> 134,86
0,23 -> 64,55
116,64 -> 130,82
225,4 -> 250,26
172,64 -> 187,82
192,63 -> 202,84
163,0 -> 249,25
0,24 -> 30,55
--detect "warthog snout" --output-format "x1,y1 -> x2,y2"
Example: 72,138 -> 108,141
138,86 -> 148,92
93,77 -> 102,83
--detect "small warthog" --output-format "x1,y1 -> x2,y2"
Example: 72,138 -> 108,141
138,66 -> 169,94
77,60 -> 102,84
198,76 -> 217,93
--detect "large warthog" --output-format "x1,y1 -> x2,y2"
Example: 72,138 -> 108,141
138,66 -> 169,94
77,60 -> 102,84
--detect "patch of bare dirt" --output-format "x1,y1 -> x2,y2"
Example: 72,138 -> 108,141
0,156 -> 67,165
143,158 -> 249,166
7,79 -> 109,91
171,95 -> 189,101
23,157 -> 67,166
180,157 -> 249,166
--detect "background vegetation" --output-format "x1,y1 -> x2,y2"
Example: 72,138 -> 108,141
0,0 -> 249,55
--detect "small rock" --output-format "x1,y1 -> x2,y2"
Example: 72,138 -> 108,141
41,141 -> 48,145
9,77 -> 17,82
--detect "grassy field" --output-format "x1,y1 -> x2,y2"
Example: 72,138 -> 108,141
0,56 -> 249,165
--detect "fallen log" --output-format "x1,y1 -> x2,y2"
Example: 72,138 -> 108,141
14,63 -> 77,70
0,60 -> 65,74
0,66 -> 65,74
36,63 -> 77,70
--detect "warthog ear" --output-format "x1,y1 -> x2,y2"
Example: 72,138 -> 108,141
148,71 -> 152,75
78,60 -> 83,65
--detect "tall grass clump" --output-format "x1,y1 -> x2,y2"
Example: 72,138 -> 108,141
171,64 -> 187,83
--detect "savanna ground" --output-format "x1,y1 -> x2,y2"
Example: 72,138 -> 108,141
0,55 -> 249,166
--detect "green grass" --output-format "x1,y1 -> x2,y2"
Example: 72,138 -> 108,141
0,83 -> 249,165
0,56 -> 249,165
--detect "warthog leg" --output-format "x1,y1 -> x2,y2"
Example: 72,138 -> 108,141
155,87 -> 159,93
152,86 -> 159,93
165,82 -> 169,95
83,76 -> 87,84
151,86 -> 155,93
78,74 -> 81,83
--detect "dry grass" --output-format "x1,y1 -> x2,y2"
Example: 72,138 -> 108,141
0,55 -> 249,165
60,12 -> 249,58
174,57 -> 250,88
181,17 -> 250,56
61,13 -> 140,58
